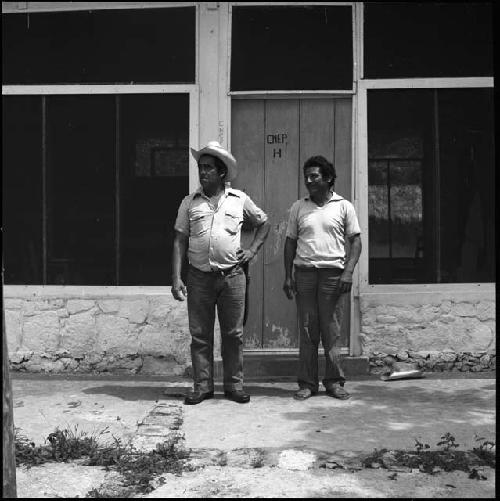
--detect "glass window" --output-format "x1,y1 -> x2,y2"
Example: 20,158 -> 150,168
231,6 -> 353,91
364,2 -> 493,79
119,94 -> 189,285
2,94 -> 190,286
46,96 -> 116,285
368,88 -> 494,284
2,96 -> 43,284
2,7 -> 195,84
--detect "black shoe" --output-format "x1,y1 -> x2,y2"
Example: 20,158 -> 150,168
184,390 -> 214,405
224,389 -> 250,403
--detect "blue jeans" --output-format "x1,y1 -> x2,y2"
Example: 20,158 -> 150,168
186,265 -> 245,393
295,267 -> 346,391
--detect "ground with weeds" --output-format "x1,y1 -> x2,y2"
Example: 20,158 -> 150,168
14,426 -> 495,498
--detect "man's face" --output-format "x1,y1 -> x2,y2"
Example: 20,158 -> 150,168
304,166 -> 331,195
198,155 -> 222,189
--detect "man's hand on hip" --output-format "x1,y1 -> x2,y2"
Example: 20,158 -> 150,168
339,270 -> 353,294
236,248 -> 255,265
171,278 -> 187,301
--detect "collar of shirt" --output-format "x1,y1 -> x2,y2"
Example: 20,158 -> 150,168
193,186 -> 242,201
304,190 -> 344,203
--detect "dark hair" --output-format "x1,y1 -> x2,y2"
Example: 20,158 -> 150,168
303,155 -> 336,187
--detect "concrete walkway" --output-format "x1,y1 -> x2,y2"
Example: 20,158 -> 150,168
11,372 -> 496,498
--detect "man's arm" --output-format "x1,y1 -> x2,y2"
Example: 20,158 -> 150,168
283,236 -> 298,300
172,230 -> 188,301
339,233 -> 362,294
236,220 -> 270,264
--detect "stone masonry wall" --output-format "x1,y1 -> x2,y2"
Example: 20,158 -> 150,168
360,292 -> 496,374
4,286 -> 210,375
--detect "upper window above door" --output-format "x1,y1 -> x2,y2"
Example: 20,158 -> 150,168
364,2 -> 493,79
231,6 -> 353,91
2,7 -> 196,84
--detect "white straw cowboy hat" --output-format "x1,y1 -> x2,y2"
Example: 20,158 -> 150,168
190,141 -> 237,181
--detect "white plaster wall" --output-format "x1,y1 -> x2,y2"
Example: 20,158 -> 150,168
359,289 -> 496,357
4,286 -> 223,375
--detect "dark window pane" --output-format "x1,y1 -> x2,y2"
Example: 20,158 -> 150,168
231,6 -> 353,91
437,89 -> 495,283
2,96 -> 43,284
364,2 -> 493,78
119,94 -> 189,285
368,90 -> 433,284
46,96 -> 116,285
2,8 -> 195,84
368,88 -> 495,284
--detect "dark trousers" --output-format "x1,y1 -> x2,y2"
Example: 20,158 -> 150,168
295,267 -> 346,391
186,265 -> 245,393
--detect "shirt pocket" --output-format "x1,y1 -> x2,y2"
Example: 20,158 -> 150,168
190,213 -> 209,237
224,211 -> 242,235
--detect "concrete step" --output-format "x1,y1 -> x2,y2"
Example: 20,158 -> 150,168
215,352 -> 369,379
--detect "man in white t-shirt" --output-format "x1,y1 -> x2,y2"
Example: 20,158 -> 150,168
283,155 -> 362,401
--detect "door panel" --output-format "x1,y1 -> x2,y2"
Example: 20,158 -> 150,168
231,100 -> 265,348
263,100 -> 300,348
333,98 -> 353,347
231,98 -> 352,349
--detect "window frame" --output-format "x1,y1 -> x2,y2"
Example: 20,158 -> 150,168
356,76 -> 494,294
227,2 -> 357,98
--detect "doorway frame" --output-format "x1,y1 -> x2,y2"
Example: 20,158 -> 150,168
224,2 -> 360,355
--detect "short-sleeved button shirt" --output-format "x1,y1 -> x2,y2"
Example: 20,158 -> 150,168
175,187 -> 268,272
286,191 -> 361,269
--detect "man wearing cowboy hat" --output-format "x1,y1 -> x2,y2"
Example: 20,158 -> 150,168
172,141 -> 270,405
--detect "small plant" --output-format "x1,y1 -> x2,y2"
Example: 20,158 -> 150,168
472,435 -> 495,468
436,432 -> 459,452
414,438 -> 430,453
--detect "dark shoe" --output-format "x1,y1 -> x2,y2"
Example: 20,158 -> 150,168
224,389 -> 250,403
184,390 -> 214,405
325,383 -> 351,400
293,388 -> 317,400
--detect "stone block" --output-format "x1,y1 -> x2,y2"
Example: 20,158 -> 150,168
118,299 -> 149,324
418,305 -> 440,322
95,315 -> 138,355
5,309 -> 22,353
440,352 -> 457,363
9,350 -> 33,364
452,302 -> 476,317
22,311 -> 60,352
97,299 -> 121,313
440,315 -> 455,324
60,310 -> 98,356
32,299 -> 65,311
5,298 -> 24,309
138,325 -> 170,356
97,356 -> 143,372
440,301 -> 452,313
476,302 -> 495,321
361,326 -> 376,335
148,297 -> 172,322
376,315 -> 398,324
66,300 -> 95,315
141,356 -> 185,376
56,309 -> 69,318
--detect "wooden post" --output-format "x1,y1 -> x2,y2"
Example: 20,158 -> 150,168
2,283 -> 17,498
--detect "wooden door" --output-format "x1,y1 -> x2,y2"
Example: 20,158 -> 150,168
232,98 -> 352,349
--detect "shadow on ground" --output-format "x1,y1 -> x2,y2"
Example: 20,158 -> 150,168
278,382 -> 496,452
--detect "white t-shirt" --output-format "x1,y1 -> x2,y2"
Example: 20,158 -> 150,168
286,191 -> 361,269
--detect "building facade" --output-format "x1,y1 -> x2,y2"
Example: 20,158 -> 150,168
2,2 -> 495,375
